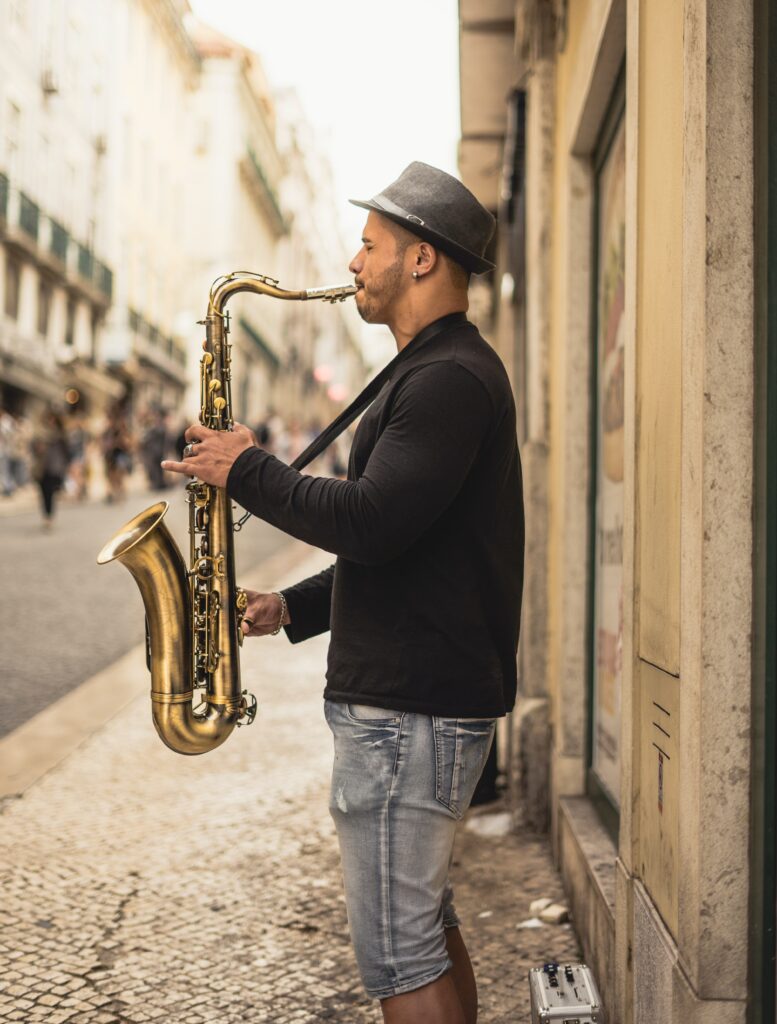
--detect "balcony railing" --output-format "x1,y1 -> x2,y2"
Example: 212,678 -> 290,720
0,171 -> 114,304
19,193 -> 39,241
245,147 -> 286,235
77,244 -> 94,281
128,309 -> 185,367
50,219 -> 69,263
240,316 -> 280,370
94,260 -> 113,299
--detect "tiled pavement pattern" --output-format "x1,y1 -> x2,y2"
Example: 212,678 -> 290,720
0,554 -> 581,1023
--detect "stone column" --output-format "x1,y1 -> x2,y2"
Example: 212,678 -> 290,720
627,0 -> 755,1020
513,52 -> 556,831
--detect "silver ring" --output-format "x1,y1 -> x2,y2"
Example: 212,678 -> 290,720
183,442 -> 197,458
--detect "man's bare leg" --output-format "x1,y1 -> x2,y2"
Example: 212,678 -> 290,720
379,927 -> 477,1024
380,973 -> 465,1024
446,926 -> 478,1024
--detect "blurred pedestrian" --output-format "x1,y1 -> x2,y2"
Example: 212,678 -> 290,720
102,405 -> 133,503
141,407 -> 169,491
10,412 -> 32,490
173,419 -> 190,460
65,415 -> 90,501
268,411 -> 289,461
31,409 -> 70,529
0,409 -> 15,496
330,435 -> 348,479
285,418 -> 307,462
254,419 -> 272,449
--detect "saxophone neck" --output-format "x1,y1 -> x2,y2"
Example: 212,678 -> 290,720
207,271 -> 356,316
200,270 -> 358,430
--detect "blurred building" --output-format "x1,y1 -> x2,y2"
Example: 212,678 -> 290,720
0,0 -> 368,436
459,0 -> 773,1022
0,0 -> 122,421
99,0 -> 198,415
184,18 -> 287,424
274,87 -> 365,428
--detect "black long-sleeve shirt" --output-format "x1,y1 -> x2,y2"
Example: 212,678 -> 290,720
226,312 -> 525,717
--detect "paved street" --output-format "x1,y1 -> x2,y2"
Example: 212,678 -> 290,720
0,547 -> 581,1024
0,483 -> 293,738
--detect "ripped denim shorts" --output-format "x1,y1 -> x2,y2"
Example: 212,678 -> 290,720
324,699 -> 496,1000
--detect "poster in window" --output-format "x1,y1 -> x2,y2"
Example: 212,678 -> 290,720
592,113 -> 625,806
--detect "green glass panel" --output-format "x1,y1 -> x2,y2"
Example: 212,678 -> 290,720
19,193 -> 39,240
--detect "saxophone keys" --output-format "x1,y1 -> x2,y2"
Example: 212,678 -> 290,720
193,554 -> 223,580
237,691 -> 258,727
236,587 -> 248,646
194,553 -> 226,579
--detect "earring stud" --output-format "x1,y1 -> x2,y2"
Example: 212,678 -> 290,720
412,271 -> 419,279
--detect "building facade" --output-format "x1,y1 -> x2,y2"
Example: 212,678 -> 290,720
459,0 -> 774,1021
0,0 -> 368,442
184,18 -> 288,425
0,0 -> 121,421
100,0 -> 199,415
274,88 -> 365,429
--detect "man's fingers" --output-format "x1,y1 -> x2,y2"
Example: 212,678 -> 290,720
241,620 -> 267,638
184,423 -> 214,443
160,459 -> 193,475
239,592 -> 277,638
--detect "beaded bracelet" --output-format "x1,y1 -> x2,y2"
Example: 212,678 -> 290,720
271,591 -> 287,636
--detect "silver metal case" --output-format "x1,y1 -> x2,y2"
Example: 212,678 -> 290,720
529,963 -> 603,1023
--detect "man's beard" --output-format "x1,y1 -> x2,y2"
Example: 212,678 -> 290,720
355,257 -> 405,323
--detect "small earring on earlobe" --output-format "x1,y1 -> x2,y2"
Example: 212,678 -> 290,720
412,271 -> 419,279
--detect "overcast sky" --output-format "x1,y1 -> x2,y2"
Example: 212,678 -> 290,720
188,0 -> 461,249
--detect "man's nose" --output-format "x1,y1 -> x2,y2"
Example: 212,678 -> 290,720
348,251 -> 363,275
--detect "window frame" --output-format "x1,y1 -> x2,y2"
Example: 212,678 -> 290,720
585,62 -> 627,842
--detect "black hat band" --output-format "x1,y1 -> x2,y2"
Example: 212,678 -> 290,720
369,193 -> 426,228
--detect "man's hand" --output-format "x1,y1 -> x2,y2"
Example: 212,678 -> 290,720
161,422 -> 258,488
241,590 -> 291,637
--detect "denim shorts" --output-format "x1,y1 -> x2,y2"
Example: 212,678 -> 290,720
324,699 -> 496,1000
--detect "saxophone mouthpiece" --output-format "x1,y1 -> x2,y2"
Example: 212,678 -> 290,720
305,283 -> 358,303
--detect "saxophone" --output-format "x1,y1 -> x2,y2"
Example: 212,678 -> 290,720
97,272 -> 357,755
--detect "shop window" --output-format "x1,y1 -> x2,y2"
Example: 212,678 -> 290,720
587,67 -> 626,833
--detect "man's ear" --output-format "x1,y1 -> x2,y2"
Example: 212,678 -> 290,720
415,242 -> 438,277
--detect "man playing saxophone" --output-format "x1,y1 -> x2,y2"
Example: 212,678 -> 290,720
162,162 -> 525,1024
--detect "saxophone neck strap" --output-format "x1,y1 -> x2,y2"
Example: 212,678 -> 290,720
232,312 -> 468,532
290,311 -> 468,472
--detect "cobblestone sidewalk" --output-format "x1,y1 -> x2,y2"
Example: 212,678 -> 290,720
0,551 -> 580,1023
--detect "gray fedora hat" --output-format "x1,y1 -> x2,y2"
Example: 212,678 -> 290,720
350,161 -> 496,275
